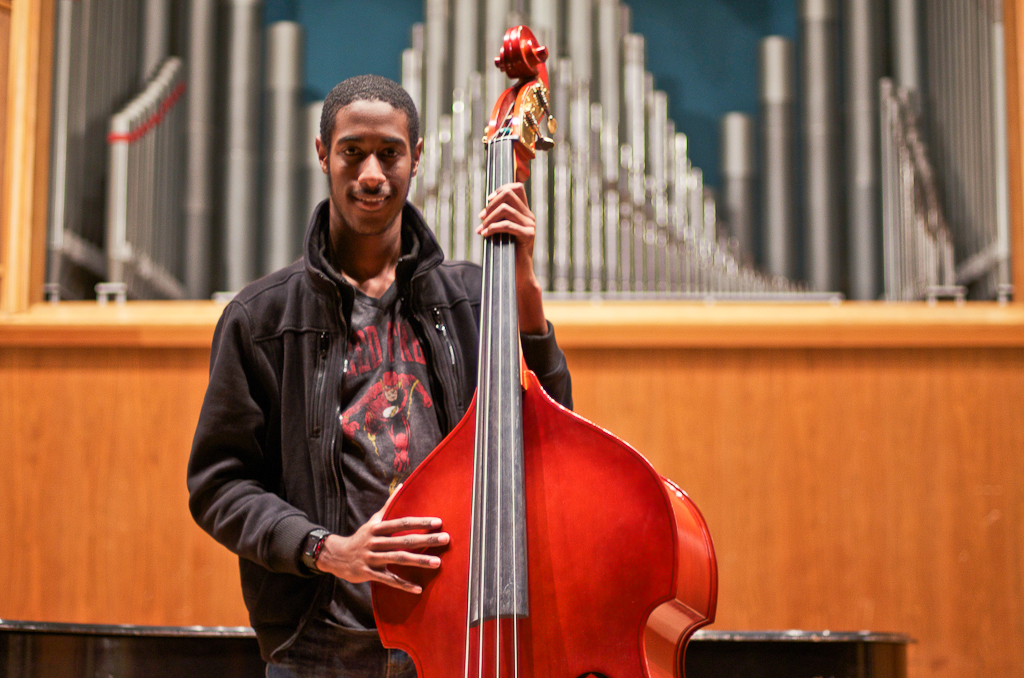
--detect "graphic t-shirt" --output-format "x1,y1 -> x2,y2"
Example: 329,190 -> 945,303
328,283 -> 443,629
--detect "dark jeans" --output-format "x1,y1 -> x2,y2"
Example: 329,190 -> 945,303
265,616 -> 417,678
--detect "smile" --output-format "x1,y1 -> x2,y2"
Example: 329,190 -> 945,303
352,194 -> 390,210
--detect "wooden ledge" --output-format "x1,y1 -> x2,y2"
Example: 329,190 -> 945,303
0,301 -> 225,347
546,300 -> 1024,348
1,300 -> 1024,349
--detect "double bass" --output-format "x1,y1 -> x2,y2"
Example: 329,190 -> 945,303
372,26 -> 717,678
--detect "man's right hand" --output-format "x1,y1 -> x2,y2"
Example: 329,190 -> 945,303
314,504 -> 449,595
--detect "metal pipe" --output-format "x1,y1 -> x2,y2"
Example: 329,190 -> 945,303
47,0 -> 76,292
141,0 -> 170,84
452,88 -> 472,263
552,58 -> 573,292
991,0 -> 1012,299
623,35 -> 645,290
305,101 -> 328,224
485,0 -> 511,107
262,21 -> 304,274
530,0 -> 558,68
844,0 -> 881,300
402,23 -> 424,207
589,101 -> 604,292
672,132 -> 690,241
720,112 -> 755,267
638,72 -> 654,292
892,0 -> 921,96
568,0 -> 593,84
436,115 -> 454,257
570,80 -> 590,292
597,0 -> 621,184
222,0 -> 263,291
880,78 -> 898,298
650,89 -> 669,289
530,70 -> 551,287
468,71 -> 486,265
800,0 -> 841,291
452,0 -> 479,94
423,0 -> 449,211
184,0 -> 216,298
759,36 -> 795,278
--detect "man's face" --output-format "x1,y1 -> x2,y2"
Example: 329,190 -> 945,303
317,100 -> 421,238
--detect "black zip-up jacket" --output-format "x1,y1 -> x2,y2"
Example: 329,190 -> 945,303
187,202 -> 572,661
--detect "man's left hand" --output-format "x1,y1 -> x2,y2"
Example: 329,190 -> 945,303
477,182 -> 546,335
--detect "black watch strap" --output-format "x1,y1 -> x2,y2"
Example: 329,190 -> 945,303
301,529 -> 331,573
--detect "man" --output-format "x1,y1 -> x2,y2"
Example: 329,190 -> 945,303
187,75 -> 572,677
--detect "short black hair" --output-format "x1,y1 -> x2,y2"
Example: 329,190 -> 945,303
320,75 -> 420,149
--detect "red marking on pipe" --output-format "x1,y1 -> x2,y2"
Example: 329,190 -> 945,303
107,81 -> 188,144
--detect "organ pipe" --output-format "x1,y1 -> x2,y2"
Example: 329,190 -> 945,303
222,0 -> 263,292
185,0 -> 216,298
106,58 -> 187,299
56,0 -> 1013,302
305,101 -> 329,220
47,0 -> 141,300
992,1 -> 1013,301
759,36 -> 795,280
402,23 -> 425,207
262,21 -> 304,274
568,0 -> 593,85
720,113 -> 756,268
891,0 -> 921,96
880,78 -> 962,302
141,0 -> 170,84
800,0 -> 842,292
844,0 -> 881,300
453,0 -> 479,97
924,0 -> 1012,299
402,0 -> 826,300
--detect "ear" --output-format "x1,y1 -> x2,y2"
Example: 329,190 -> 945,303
315,136 -> 328,175
411,137 -> 423,177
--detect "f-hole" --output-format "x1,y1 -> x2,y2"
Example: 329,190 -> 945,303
578,673 -> 610,678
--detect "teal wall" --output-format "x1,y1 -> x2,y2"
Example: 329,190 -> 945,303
266,0 -> 801,188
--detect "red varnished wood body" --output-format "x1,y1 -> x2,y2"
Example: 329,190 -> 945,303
372,371 -> 717,677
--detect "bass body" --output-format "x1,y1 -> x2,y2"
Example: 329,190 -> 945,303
372,25 -> 717,678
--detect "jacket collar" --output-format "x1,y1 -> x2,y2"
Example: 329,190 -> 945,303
303,200 -> 445,308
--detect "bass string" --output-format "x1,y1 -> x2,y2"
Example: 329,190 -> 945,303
464,134 -> 493,678
501,135 -> 522,678
466,131 -> 523,678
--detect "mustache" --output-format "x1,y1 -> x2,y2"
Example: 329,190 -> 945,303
351,186 -> 392,199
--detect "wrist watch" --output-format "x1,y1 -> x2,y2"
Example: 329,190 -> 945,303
301,529 -> 331,573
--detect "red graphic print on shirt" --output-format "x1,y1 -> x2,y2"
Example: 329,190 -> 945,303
341,371 -> 433,474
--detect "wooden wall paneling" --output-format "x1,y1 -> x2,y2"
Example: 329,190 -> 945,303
0,346 -> 249,626
0,0 -> 52,314
2,342 -> 1019,677
563,346 -> 1024,678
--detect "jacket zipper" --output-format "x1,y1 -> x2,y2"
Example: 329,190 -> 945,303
327,307 -> 348,533
432,307 -> 457,367
311,332 -> 330,438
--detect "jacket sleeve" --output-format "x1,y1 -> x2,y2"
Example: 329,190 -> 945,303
187,301 -> 321,576
520,321 -> 573,410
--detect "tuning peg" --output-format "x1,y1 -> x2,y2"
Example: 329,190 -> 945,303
524,111 -> 554,151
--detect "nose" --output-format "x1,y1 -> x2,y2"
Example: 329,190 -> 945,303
359,153 -> 386,191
